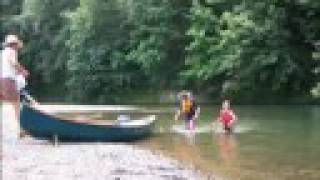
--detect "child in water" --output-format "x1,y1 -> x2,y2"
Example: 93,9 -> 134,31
216,99 -> 237,133
175,92 -> 200,130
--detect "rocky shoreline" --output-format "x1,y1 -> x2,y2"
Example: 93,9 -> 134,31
2,141 -> 208,180
1,104 -> 211,180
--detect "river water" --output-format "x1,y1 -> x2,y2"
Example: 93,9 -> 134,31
140,105 -> 320,180
4,104 -> 319,179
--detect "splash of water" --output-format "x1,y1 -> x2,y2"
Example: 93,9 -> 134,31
172,122 -> 254,135
212,122 -> 254,134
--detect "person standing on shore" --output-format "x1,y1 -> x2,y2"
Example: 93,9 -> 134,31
215,99 -> 237,133
1,34 -> 29,137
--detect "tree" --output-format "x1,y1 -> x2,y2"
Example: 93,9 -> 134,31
124,0 -> 191,88
65,0 -> 136,103
2,0 -> 319,103
185,0 -> 319,101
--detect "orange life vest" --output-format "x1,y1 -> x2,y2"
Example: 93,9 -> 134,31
182,99 -> 192,113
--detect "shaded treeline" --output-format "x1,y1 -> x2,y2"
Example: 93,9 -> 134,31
1,0 -> 319,104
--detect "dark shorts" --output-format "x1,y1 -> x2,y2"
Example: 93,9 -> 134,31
223,124 -> 233,133
185,112 -> 194,121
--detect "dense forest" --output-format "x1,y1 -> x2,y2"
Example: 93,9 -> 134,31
1,0 -> 319,104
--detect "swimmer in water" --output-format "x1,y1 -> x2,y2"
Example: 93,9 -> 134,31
215,99 -> 237,133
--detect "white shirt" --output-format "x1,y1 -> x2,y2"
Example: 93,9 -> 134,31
16,74 -> 26,90
1,47 -> 18,79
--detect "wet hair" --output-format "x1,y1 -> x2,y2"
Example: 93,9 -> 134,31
182,94 -> 188,99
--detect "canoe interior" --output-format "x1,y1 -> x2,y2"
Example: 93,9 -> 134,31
53,113 -> 151,125
20,105 -> 156,142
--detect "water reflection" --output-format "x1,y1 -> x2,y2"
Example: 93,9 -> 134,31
181,131 -> 196,145
216,134 -> 237,164
55,105 -> 320,179
212,133 -> 240,179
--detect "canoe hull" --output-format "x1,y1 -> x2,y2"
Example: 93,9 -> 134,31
20,105 -> 155,142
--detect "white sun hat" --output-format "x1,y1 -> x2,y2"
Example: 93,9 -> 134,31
3,34 -> 23,48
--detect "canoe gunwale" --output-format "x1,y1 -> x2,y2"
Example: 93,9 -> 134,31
24,105 -> 156,128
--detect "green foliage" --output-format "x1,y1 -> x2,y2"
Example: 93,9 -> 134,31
124,0 -> 190,87
1,0 -> 319,103
0,0 -> 23,41
65,0 -> 134,103
185,0 -> 319,99
311,83 -> 320,98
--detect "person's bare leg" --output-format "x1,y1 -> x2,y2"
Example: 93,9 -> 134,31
11,92 -> 22,138
13,100 -> 20,124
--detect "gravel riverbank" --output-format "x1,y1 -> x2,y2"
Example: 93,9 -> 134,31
1,104 -> 210,180
2,141 -> 208,180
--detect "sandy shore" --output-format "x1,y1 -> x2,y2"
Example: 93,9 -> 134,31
1,104 -> 208,180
